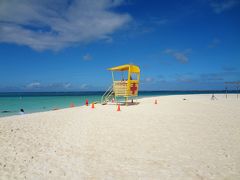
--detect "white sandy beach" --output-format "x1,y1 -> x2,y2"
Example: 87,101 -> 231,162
0,94 -> 240,179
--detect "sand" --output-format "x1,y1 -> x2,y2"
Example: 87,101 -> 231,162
0,94 -> 240,179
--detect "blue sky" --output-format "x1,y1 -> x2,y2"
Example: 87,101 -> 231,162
0,0 -> 240,92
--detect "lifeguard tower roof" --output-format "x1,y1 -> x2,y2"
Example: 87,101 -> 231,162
108,64 -> 140,73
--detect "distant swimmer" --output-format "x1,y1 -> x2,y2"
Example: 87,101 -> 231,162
1,110 -> 11,113
19,109 -> 24,115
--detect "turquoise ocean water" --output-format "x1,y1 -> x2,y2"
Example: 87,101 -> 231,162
0,91 -> 236,117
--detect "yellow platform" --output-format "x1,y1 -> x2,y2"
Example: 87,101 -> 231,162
108,64 -> 140,98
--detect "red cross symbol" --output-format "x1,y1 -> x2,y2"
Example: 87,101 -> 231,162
130,83 -> 138,94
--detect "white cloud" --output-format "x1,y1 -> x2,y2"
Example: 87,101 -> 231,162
164,49 -> 191,64
83,53 -> 92,61
26,82 -> 41,88
80,84 -> 89,90
208,38 -> 221,48
0,0 -> 131,51
144,77 -> 155,83
210,0 -> 239,14
63,83 -> 71,88
46,82 -> 72,89
25,82 -> 72,90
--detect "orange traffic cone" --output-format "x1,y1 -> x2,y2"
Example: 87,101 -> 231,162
117,104 -> 121,111
154,99 -> 157,104
70,102 -> 75,107
91,103 -> 95,109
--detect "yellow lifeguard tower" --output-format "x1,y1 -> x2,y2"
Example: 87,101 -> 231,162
101,64 -> 140,104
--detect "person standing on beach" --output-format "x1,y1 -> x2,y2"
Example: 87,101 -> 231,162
211,94 -> 217,100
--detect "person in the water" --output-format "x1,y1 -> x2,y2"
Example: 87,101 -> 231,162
1,110 -> 11,113
20,109 -> 24,115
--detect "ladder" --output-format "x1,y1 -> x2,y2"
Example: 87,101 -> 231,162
101,85 -> 115,105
